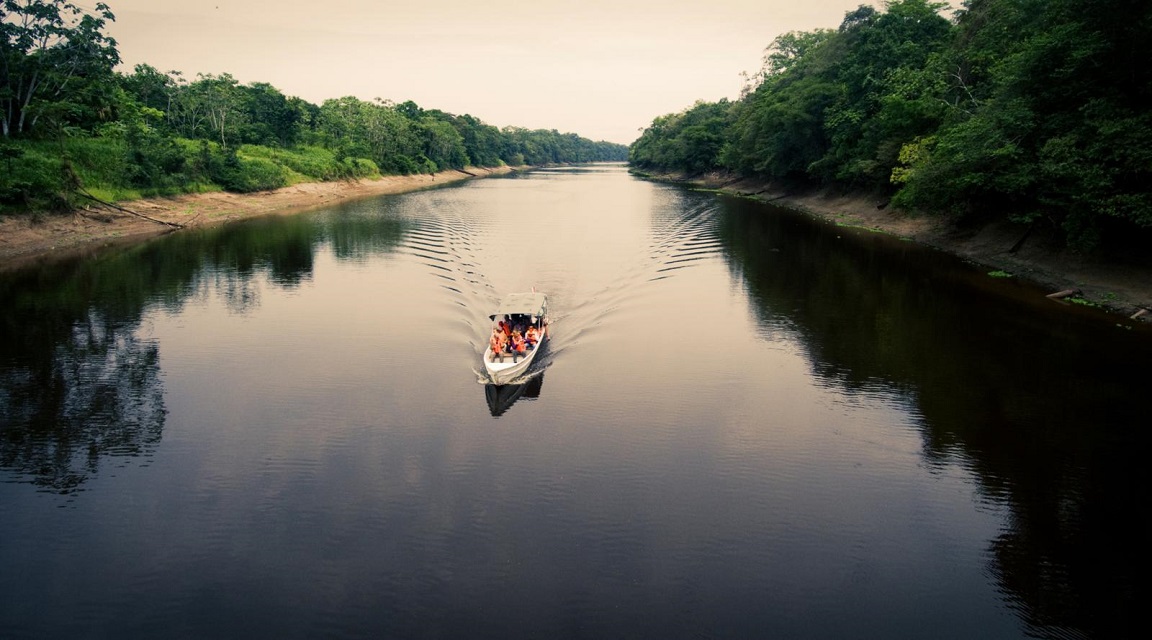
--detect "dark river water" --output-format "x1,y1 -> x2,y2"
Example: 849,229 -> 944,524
2,165 -> 1149,639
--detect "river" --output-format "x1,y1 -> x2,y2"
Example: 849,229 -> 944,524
1,164 -> 1147,639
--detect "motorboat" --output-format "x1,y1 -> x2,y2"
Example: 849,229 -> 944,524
484,292 -> 549,385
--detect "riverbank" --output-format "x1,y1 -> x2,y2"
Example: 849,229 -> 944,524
639,170 -> 1152,321
4,165 -> 1150,321
0,166 -> 518,272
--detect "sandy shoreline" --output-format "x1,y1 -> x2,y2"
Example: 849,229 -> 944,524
0,166 -> 517,272
640,171 -> 1152,321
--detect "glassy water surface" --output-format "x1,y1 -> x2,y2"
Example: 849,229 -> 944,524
2,165 -> 1148,639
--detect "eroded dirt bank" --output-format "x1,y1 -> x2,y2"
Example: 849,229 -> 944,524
641,171 -> 1152,322
0,166 -> 517,272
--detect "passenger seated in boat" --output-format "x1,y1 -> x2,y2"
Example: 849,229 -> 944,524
525,325 -> 539,348
511,331 -> 527,357
490,329 -> 507,358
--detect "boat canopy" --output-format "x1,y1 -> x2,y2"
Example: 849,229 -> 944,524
489,292 -> 548,320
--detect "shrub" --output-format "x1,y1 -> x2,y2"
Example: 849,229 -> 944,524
240,144 -> 337,181
0,145 -> 65,212
338,156 -> 380,179
214,153 -> 289,192
124,131 -> 188,189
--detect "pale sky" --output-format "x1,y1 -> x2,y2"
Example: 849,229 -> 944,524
97,0 -> 893,144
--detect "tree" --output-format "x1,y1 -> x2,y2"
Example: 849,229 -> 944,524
894,0 -> 1152,248
119,63 -> 176,116
813,0 -> 952,184
193,73 -> 243,149
235,82 -> 302,147
746,29 -> 834,93
1,0 -> 120,137
315,96 -> 424,173
630,100 -> 732,174
453,113 -> 503,167
418,116 -> 467,170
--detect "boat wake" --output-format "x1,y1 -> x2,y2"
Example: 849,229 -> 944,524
543,193 -> 724,360
390,172 -> 726,389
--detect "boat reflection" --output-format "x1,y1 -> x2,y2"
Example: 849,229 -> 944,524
484,373 -> 545,417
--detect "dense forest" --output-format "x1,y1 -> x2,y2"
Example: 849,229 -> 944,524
0,0 -> 628,214
630,0 -> 1152,251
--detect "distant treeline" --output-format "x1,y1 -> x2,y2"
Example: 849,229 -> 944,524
0,1 -> 627,213
630,0 -> 1152,250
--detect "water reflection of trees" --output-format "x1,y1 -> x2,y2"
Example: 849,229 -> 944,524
0,312 -> 164,492
0,244 -> 180,492
714,197 -> 1149,639
0,206 -> 409,493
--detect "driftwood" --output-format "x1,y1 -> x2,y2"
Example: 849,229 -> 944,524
1046,288 -> 1081,300
183,210 -> 204,227
747,190 -> 791,201
1131,308 -> 1149,321
74,190 -> 183,229
76,207 -> 114,223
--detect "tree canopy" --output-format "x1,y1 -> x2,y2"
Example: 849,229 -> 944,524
1,0 -> 120,137
630,0 -> 1152,251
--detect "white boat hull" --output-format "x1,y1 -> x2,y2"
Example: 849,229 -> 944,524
485,355 -> 534,385
484,327 -> 546,385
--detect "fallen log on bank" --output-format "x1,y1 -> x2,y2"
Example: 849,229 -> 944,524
74,190 -> 184,230
76,207 -> 114,223
1008,223 -> 1034,254
1046,288 -> 1081,300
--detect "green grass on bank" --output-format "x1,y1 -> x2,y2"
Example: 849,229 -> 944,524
0,137 -> 383,215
